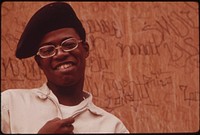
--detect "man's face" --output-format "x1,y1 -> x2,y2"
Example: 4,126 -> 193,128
35,28 -> 89,87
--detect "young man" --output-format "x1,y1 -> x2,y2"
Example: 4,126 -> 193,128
1,2 -> 129,134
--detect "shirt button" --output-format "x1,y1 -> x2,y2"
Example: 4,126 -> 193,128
38,94 -> 47,99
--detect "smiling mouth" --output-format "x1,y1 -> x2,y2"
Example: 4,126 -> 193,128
56,63 -> 74,70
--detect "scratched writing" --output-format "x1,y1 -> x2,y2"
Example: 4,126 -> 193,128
137,8 -> 198,73
81,19 -> 123,39
179,85 -> 199,105
2,33 -> 19,51
1,57 -> 43,81
116,34 -> 160,57
85,70 -> 174,112
86,54 -> 110,72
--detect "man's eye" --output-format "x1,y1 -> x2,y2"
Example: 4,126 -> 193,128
62,42 -> 76,49
40,47 -> 54,54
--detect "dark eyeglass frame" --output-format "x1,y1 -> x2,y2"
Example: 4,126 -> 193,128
36,38 -> 82,58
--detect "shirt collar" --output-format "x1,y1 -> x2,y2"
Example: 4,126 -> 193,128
36,83 -> 103,116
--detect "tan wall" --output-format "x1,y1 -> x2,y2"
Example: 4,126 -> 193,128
1,2 -> 199,133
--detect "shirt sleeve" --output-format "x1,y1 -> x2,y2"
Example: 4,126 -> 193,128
1,92 -> 11,134
117,123 -> 130,133
114,119 -> 130,133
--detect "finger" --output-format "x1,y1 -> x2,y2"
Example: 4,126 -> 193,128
45,117 -> 61,125
50,117 -> 61,121
61,117 -> 75,125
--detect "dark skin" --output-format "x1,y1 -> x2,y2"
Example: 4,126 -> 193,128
35,28 -> 89,134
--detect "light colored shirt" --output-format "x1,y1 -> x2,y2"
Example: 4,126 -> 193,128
1,83 -> 129,134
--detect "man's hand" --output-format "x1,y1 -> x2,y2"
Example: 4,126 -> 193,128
38,117 -> 75,134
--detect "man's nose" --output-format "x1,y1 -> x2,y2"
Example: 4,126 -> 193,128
54,46 -> 70,59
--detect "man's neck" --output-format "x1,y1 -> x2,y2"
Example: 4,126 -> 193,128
47,82 -> 85,106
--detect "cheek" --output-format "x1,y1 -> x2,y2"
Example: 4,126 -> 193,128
40,61 -> 48,68
78,53 -> 87,69
73,48 -> 86,62
39,60 -> 52,73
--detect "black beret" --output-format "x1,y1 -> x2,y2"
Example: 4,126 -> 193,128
15,2 -> 86,59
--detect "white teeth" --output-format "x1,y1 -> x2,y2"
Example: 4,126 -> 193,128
57,63 -> 72,70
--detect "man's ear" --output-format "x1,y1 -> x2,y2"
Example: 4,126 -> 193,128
83,42 -> 89,58
34,55 -> 42,69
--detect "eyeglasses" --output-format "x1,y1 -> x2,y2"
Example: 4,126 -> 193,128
37,38 -> 82,58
